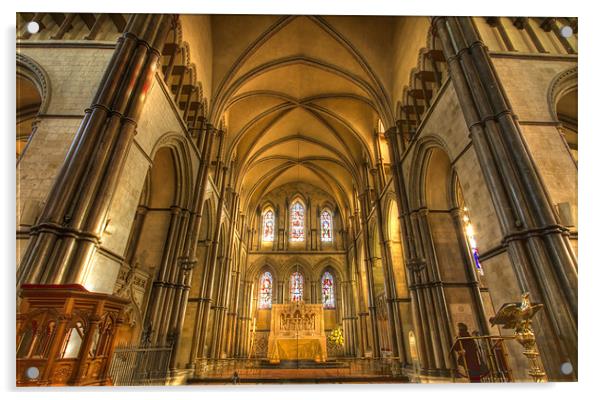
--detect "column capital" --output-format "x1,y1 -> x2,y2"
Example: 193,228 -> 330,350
406,257 -> 426,272
383,126 -> 397,140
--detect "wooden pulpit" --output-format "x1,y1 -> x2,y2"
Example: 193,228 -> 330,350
16,284 -> 129,386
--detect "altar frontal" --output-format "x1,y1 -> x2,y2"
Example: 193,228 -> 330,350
267,303 -> 327,364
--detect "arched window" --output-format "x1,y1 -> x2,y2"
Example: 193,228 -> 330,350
461,207 -> 484,276
290,271 -> 304,302
290,200 -> 305,241
258,271 -> 273,309
321,271 -> 335,309
320,209 -> 333,242
262,209 -> 275,242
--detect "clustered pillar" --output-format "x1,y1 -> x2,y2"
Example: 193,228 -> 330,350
18,15 -> 174,288
384,124 -> 446,375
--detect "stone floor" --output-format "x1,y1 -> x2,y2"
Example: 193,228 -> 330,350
187,359 -> 410,384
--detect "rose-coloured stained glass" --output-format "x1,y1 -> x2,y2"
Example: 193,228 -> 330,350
290,201 -> 304,241
262,209 -> 274,242
321,210 -> 332,242
258,271 -> 273,309
321,271 -> 335,308
290,271 -> 304,302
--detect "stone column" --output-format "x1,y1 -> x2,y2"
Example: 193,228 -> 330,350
275,280 -> 282,304
122,205 -> 148,267
225,271 -> 241,357
370,159 -> 406,365
311,280 -> 317,304
341,280 -> 356,357
413,208 -> 454,370
272,206 -> 279,251
196,165 -> 229,359
214,190 -> 240,358
358,165 -> 381,358
173,122 -> 216,367
145,205 -> 182,344
213,131 -> 225,191
187,240 -> 212,368
283,198 -> 289,250
209,257 -> 226,358
241,280 -> 253,357
18,15 -> 174,287
383,126 -> 432,373
234,279 -> 251,357
349,206 -> 368,357
433,16 -> 577,380
255,207 -> 262,251
166,212 -> 193,348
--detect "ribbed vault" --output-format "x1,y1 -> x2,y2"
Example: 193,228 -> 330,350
207,15 -> 403,227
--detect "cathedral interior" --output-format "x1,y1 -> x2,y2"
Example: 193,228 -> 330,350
15,13 -> 578,385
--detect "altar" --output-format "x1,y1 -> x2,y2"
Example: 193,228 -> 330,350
267,303 -> 327,364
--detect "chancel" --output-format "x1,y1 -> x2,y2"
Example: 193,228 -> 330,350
15,13 -> 578,385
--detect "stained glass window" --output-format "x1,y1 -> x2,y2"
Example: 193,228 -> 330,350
321,210 -> 333,242
290,201 -> 305,241
321,271 -> 335,308
262,209 -> 274,242
290,271 -> 304,302
258,271 -> 273,309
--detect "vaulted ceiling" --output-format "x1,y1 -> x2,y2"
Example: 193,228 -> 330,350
180,15 -> 430,226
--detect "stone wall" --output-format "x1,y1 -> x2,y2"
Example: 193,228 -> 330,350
492,54 -> 578,237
